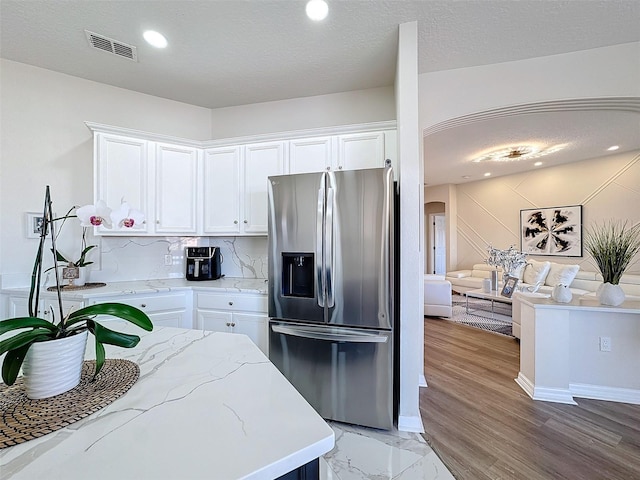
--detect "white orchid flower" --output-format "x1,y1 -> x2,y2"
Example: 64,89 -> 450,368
76,200 -> 112,228
110,202 -> 145,229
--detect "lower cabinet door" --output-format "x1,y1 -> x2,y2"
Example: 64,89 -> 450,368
149,311 -> 190,329
196,310 -> 233,333
233,313 -> 269,356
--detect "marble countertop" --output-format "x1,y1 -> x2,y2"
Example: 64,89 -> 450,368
517,293 -> 640,313
0,324 -> 334,479
1,276 -> 269,299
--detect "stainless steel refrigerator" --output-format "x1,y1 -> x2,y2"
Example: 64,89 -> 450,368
267,166 -> 395,430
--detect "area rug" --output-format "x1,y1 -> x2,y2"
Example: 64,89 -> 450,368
444,293 -> 514,337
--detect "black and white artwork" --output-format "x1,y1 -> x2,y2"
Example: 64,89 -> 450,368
520,205 -> 582,257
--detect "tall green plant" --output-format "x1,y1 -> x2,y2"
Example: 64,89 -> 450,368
0,186 -> 153,386
583,220 -> 640,285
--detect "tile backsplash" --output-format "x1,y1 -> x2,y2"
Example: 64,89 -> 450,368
84,235 -> 268,284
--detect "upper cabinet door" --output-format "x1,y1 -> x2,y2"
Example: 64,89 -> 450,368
154,143 -> 199,234
243,141 -> 286,234
288,136 -> 334,174
337,132 -> 385,171
95,133 -> 150,234
202,146 -> 242,234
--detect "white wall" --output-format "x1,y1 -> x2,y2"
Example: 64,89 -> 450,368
418,42 -> 640,130
210,86 -> 395,138
396,21 -> 424,433
0,59 -> 212,286
433,149 -> 640,274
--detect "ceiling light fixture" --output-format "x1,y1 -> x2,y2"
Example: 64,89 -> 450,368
607,145 -> 620,151
306,0 -> 329,21
534,161 -> 543,167
143,30 -> 168,48
484,172 -> 491,177
471,144 -> 567,163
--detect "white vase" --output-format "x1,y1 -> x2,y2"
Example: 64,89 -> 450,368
597,283 -> 626,307
75,266 -> 88,287
22,330 -> 88,399
551,284 -> 572,303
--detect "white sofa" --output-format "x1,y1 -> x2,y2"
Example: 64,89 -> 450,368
447,260 -> 640,338
424,274 -> 452,318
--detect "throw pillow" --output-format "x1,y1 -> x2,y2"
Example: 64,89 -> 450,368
523,260 -> 551,285
545,263 -> 580,286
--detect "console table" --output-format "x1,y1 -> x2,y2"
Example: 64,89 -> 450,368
515,295 -> 640,405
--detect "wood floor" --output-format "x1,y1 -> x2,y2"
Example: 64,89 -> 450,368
419,317 -> 640,480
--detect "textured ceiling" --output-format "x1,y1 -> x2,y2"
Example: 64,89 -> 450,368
1,0 -> 639,185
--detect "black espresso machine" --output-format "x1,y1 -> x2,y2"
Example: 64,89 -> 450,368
185,247 -> 222,281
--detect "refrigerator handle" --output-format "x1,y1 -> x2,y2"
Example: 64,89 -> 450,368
316,175 -> 326,307
325,186 -> 335,308
271,324 -> 388,343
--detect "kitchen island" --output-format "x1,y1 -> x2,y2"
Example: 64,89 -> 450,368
0,324 -> 334,479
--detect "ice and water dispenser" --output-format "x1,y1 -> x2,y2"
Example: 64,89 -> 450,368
282,253 -> 314,297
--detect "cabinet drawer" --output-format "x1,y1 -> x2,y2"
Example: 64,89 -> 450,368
196,293 -> 267,313
91,293 -> 187,314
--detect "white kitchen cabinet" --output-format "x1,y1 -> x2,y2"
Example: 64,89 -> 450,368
288,136 -> 333,174
154,143 -> 199,234
243,141 -> 286,234
337,131 -> 386,171
195,292 -> 269,355
6,295 -> 84,320
202,146 -> 242,234
95,133 -> 150,234
89,292 -> 191,329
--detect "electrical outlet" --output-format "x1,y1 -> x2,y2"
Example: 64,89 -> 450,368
164,254 -> 172,266
599,336 -> 611,352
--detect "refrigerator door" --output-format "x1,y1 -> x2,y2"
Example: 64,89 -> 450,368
269,320 -> 394,430
327,168 -> 394,330
268,172 -> 326,324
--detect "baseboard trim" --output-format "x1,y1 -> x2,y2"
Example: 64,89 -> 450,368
419,374 -> 427,388
515,373 -> 577,405
570,383 -> 640,405
397,414 -> 425,433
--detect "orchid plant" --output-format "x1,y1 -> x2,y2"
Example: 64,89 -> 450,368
0,186 -> 152,387
51,199 -> 145,269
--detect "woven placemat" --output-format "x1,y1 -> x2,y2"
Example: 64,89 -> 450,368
0,359 -> 139,449
46,282 -> 107,291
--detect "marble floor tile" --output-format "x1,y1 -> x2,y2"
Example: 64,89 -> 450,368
321,422 -> 455,480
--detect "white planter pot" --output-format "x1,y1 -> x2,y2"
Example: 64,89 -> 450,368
597,283 -> 626,307
22,330 -> 88,399
75,266 -> 88,287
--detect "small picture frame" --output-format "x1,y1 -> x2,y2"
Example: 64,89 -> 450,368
25,212 -> 46,239
501,276 -> 519,298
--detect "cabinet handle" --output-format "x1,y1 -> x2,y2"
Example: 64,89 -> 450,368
338,165 -> 343,170
326,166 -> 331,170
156,220 -> 160,224
234,220 -> 238,224
141,304 -> 146,308
243,220 -> 248,224
231,322 -> 236,327
226,322 -> 231,327
228,301 -> 233,306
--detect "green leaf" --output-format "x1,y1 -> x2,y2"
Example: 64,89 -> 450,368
1,344 -> 31,386
92,321 -> 141,348
67,303 -> 153,331
0,330 -> 54,356
0,317 -> 58,336
94,337 -> 106,377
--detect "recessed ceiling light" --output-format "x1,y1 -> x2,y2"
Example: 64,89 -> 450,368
484,172 -> 491,177
306,0 -> 328,21
143,30 -> 167,48
462,175 -> 471,179
607,145 -> 619,151
534,161 -> 543,167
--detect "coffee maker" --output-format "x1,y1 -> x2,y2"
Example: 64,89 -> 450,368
185,247 -> 222,281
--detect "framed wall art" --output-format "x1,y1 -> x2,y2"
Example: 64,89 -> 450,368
520,205 -> 582,257
25,212 -> 46,239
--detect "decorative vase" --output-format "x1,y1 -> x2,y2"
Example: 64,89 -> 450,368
597,283 -> 626,307
551,284 -> 572,303
491,270 -> 499,291
22,330 -> 88,399
75,266 -> 88,287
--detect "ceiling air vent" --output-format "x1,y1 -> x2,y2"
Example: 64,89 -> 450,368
85,30 -> 138,62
